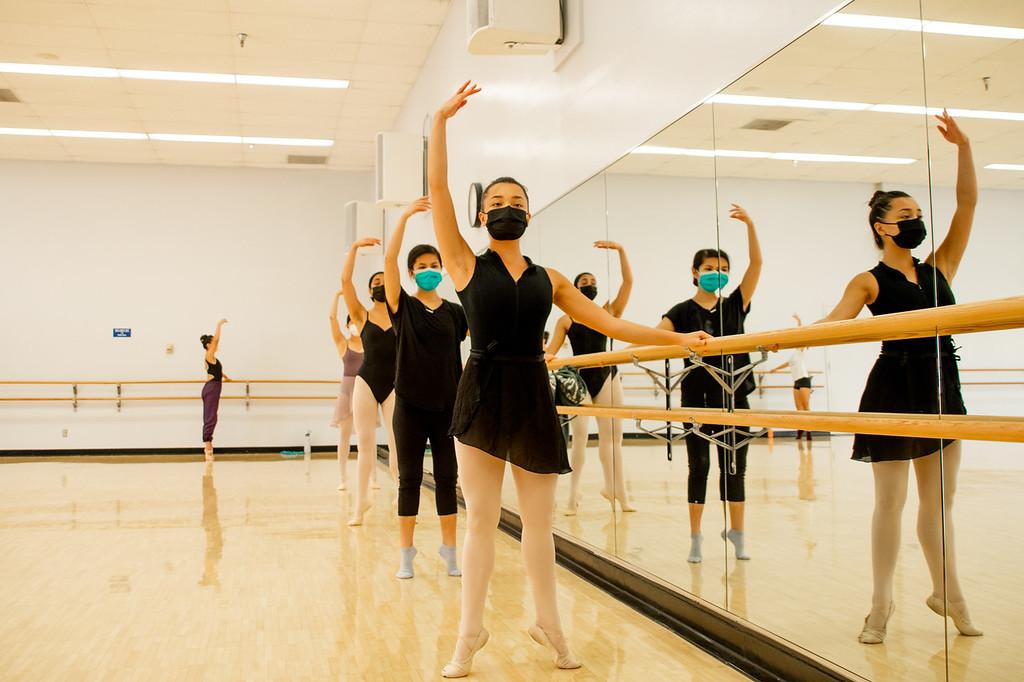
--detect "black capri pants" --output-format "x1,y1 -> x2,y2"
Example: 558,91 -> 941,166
683,391 -> 750,504
393,397 -> 459,517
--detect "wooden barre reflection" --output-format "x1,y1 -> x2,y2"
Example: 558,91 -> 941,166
549,295 -> 1024,370
557,405 -> 1024,443
0,396 -> 336,402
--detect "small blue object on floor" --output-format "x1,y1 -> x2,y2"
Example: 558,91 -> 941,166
280,450 -> 303,458
396,546 -> 417,579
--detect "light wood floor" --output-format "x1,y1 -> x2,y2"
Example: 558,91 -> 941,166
0,457 -> 745,682
501,435 -> 1023,681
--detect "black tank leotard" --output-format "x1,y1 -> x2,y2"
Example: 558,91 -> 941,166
450,250 -> 569,474
205,358 -> 223,382
566,321 -> 617,400
357,318 -> 397,404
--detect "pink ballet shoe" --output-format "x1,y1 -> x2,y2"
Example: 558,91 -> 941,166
563,493 -> 582,516
441,628 -> 489,678
858,602 -> 895,644
347,500 -> 372,526
926,596 -> 983,636
528,624 -> 581,669
601,489 -> 636,513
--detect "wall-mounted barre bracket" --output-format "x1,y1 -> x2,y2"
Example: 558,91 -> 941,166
686,423 -> 768,474
245,383 -> 251,411
116,384 -> 122,412
72,384 -> 78,411
630,354 -> 695,395
633,418 -> 694,444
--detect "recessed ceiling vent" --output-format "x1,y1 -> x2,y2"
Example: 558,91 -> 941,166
287,154 -> 328,165
0,89 -> 20,103
741,118 -> 792,131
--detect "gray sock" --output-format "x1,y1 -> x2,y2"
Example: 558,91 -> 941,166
687,534 -> 703,563
395,546 -> 417,579
439,544 -> 461,577
722,529 -> 750,560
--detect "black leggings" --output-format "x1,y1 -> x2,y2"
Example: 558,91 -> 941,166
393,397 -> 458,517
683,391 -> 749,504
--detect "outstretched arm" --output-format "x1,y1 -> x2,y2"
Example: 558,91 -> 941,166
928,111 -> 976,283
341,239 -> 376,327
206,318 -> 226,363
819,272 -> 877,323
549,268 -> 711,348
596,241 -> 633,318
428,82 -> 481,290
329,290 -> 348,358
384,198 -> 431,312
732,204 -> 762,309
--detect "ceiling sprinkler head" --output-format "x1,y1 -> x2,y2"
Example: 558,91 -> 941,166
237,33 -> 248,48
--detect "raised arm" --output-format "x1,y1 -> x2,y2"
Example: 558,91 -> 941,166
341,239 -> 376,327
329,290 -> 348,357
596,241 -> 633,318
428,82 -> 481,290
549,268 -> 711,349
206,318 -> 227,363
928,111 -> 976,283
732,204 -> 762,309
820,272 -> 877,323
384,197 -> 431,312
544,315 -> 572,359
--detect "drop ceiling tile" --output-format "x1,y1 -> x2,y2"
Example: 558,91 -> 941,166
100,28 -> 232,55
7,88 -> 132,108
339,103 -> 399,119
0,109 -> 44,126
129,91 -> 237,112
233,37 -> 359,62
237,89 -> 344,115
350,62 -> 419,84
0,3 -> 95,27
106,50 -> 236,72
232,57 -> 354,79
89,0 -> 229,10
356,43 -> 429,67
239,124 -> 335,138
0,45 -> 113,65
361,22 -> 439,47
367,0 -> 450,25
0,22 -> 107,49
140,114 -> 242,132
342,85 -> 408,106
228,13 -> 364,42
29,102 -> 141,121
0,73 -> 127,96
227,0 -> 371,20
89,6 -> 232,34
0,137 -> 70,160
152,141 -> 243,161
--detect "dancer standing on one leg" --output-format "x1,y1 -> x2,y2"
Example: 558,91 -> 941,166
200,318 -> 230,461
429,82 -> 711,678
821,111 -> 980,644
545,241 -> 634,515
384,197 -> 469,580
657,204 -> 763,564
329,290 -> 364,491
341,246 -> 399,526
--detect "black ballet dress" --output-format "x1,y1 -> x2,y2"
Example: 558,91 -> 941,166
852,259 -> 966,462
449,250 -> 571,474
566,322 -> 617,400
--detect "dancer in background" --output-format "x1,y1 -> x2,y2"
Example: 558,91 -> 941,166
766,314 -> 812,439
200,318 -> 230,461
329,291 -> 365,491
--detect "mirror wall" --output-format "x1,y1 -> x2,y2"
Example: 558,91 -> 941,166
523,0 -> 1024,678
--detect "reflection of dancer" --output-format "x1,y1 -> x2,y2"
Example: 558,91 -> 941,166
429,82 -> 710,678
545,241 -> 634,515
658,204 -> 762,564
200,319 -> 230,461
199,461 -> 223,587
329,291 -> 364,491
341,247 -> 399,526
821,111 -> 980,644
768,314 -> 812,439
384,197 -> 468,580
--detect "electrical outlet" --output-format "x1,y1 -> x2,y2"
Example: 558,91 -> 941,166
62,428 -> 68,438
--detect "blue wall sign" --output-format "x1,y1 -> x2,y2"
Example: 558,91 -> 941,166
113,328 -> 132,338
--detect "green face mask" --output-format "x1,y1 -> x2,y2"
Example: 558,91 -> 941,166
698,271 -> 729,293
414,268 -> 443,291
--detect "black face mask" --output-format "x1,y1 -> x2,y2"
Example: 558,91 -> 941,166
579,285 -> 598,300
883,217 -> 927,249
371,285 -> 387,302
485,206 -> 528,241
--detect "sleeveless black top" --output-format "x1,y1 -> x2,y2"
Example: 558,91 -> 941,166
868,259 -> 957,355
205,358 -> 223,382
566,322 -> 617,399
459,250 -> 551,355
357,319 -> 397,404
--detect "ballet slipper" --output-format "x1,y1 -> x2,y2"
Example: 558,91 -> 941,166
601,489 -> 636,513
926,596 -> 983,637
441,628 -> 489,678
563,492 -> 582,516
337,481 -> 347,491
347,500 -> 372,526
528,624 -> 581,669
858,602 -> 895,644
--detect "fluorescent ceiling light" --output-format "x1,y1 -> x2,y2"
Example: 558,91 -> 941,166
710,94 -> 1024,122
632,145 -> 914,165
824,13 -> 1024,40
0,127 -> 334,147
985,163 -> 1024,172
0,62 -> 348,89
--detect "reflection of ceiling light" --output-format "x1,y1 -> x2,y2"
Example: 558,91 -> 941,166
632,145 -> 914,165
0,127 -> 334,146
986,164 -> 1024,172
710,94 -> 1024,122
0,62 -> 349,88
824,13 -> 1024,40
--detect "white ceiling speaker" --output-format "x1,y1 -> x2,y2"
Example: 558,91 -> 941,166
375,131 -> 426,207
344,200 -> 384,254
467,0 -> 563,55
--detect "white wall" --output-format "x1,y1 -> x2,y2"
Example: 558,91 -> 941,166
537,171 -> 1024,422
0,160 -> 375,451
394,0 -> 848,228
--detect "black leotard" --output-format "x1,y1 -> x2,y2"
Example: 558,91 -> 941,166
205,358 -> 223,382
450,250 -> 570,474
566,321 -> 617,400
357,318 -> 397,404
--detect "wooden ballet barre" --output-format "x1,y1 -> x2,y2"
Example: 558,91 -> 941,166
0,379 -> 338,385
556,405 -> 1024,443
0,395 -> 336,402
548,295 -> 1024,370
